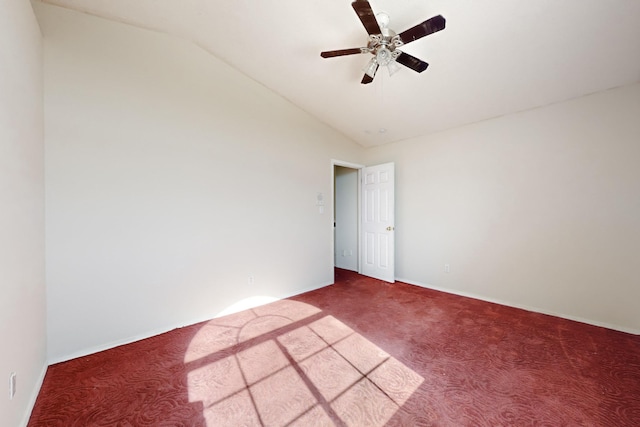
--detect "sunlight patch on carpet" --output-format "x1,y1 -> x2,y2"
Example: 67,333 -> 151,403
186,300 -> 423,426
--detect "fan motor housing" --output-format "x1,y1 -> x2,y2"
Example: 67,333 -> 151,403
367,29 -> 402,65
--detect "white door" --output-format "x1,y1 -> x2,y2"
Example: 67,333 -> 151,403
361,162 -> 395,282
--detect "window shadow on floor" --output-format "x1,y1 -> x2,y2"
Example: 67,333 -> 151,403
184,299 -> 423,426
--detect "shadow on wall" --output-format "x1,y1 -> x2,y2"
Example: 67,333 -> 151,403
185,300 -> 423,426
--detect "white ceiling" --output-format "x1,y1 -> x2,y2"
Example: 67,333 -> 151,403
39,0 -> 640,147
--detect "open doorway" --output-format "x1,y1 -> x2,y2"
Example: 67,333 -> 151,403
334,165 -> 359,272
332,160 -> 396,283
332,160 -> 363,275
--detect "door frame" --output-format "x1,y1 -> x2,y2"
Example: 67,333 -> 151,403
331,159 -> 365,275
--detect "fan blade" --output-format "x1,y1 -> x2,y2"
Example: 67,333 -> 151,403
397,15 -> 446,44
361,63 -> 378,84
321,48 -> 366,58
352,0 -> 381,35
396,52 -> 429,73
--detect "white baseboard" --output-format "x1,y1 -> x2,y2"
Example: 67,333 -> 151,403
47,280 -> 334,365
396,277 -> 640,336
47,323 -> 191,365
20,364 -> 48,427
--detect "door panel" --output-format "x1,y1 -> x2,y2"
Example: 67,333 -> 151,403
365,232 -> 375,265
379,234 -> 389,269
361,163 -> 395,282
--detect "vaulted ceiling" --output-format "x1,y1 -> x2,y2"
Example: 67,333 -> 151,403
39,0 -> 640,147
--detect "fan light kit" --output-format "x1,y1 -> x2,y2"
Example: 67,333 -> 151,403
321,0 -> 446,84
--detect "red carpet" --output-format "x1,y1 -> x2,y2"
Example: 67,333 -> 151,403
29,269 -> 640,426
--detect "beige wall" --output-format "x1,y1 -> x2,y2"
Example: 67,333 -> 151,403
365,83 -> 640,333
0,1 -> 47,426
38,4 -> 363,363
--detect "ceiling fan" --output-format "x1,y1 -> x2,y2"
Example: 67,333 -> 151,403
321,0 -> 446,84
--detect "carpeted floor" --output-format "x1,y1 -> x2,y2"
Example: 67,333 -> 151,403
29,269 -> 640,426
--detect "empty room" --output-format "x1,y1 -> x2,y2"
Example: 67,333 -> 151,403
2,0 -> 639,426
